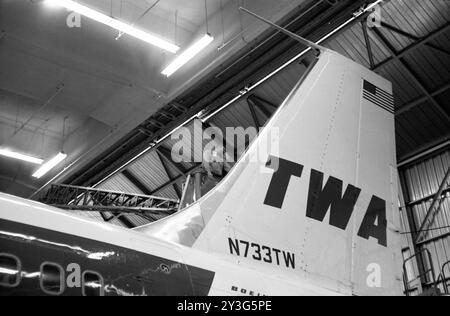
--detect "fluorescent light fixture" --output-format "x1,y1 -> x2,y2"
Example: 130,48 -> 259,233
162,34 -> 214,77
0,149 -> 43,165
45,0 -> 179,53
33,152 -> 67,179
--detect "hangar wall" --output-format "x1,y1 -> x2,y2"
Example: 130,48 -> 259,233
400,149 -> 450,295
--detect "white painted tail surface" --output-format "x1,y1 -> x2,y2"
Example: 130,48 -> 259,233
137,50 -> 403,296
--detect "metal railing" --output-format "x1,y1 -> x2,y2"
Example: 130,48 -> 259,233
441,261 -> 450,294
403,249 -> 439,296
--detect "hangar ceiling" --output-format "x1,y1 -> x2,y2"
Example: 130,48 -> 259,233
0,0 -> 308,196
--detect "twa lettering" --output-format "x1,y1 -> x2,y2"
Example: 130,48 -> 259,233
264,156 -> 388,247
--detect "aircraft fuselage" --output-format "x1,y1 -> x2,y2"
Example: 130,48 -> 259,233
0,219 -> 214,296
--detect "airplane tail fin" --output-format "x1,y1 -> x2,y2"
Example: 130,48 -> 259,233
137,50 -> 403,295
194,50 -> 402,295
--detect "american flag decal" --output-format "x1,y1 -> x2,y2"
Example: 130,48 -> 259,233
363,80 -> 395,114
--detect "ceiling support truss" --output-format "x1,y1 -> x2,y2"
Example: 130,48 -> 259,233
396,83 -> 450,116
247,94 -> 277,120
380,22 -> 450,58
361,21 -> 375,69
373,23 -> 450,71
122,169 -> 152,195
142,93 -> 278,199
156,147 -> 185,198
370,25 -> 450,123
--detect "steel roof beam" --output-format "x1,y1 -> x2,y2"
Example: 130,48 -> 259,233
417,232 -> 450,247
150,164 -> 202,196
361,21 -> 375,69
380,22 -> 450,57
396,82 -> 450,116
371,27 -> 450,123
156,147 -> 187,175
247,95 -> 274,119
374,23 -> 450,70
248,101 -> 262,130
407,188 -> 450,208
248,94 -> 278,110
156,149 -> 183,199
122,169 -> 153,195
397,138 -> 450,168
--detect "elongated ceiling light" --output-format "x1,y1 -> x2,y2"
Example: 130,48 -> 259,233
162,34 -> 214,77
0,149 -> 44,165
45,0 -> 179,53
32,152 -> 67,179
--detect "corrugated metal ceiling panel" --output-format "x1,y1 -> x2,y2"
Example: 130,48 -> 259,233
210,99 -> 256,133
396,102 -> 450,158
159,143 -> 196,172
431,29 -> 450,51
127,151 -> 178,199
254,60 -> 307,104
436,88 -> 450,116
378,62 -> 424,106
326,22 -> 392,67
403,47 -> 450,92
327,27 -> 372,68
380,0 -> 449,50
98,173 -> 143,194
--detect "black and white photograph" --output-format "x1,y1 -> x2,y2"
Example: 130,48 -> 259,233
0,0 -> 449,299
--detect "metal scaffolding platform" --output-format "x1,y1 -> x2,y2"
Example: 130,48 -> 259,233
39,184 -> 179,218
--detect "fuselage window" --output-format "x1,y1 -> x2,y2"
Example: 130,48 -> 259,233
0,253 -> 21,288
82,271 -> 104,296
40,262 -> 65,295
